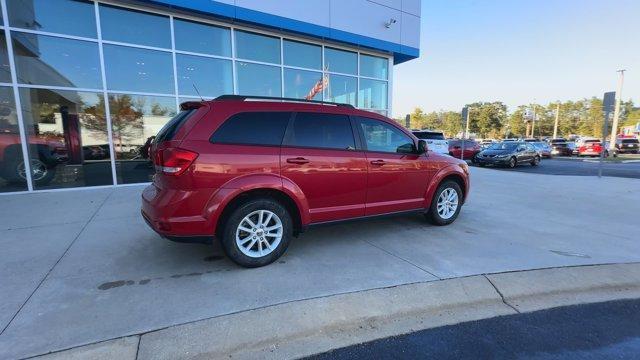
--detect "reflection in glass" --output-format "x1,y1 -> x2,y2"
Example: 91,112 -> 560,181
103,45 -> 174,94
236,62 -> 281,97
176,54 -> 232,98
0,87 -> 28,192
359,79 -> 388,110
99,4 -> 171,48
19,88 -> 113,189
324,74 -> 356,105
108,94 -> 176,184
12,33 -> 101,89
284,69 -> 323,100
0,31 -> 12,82
7,0 -> 97,38
360,54 -> 388,79
324,47 -> 357,75
174,19 -> 231,57
235,31 -> 280,64
283,40 -> 321,70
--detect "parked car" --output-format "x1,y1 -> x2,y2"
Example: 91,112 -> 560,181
448,139 -> 481,160
532,142 -> 552,158
475,141 -> 541,168
479,139 -> 495,150
142,95 -> 470,268
412,130 -> 449,155
550,142 -> 573,156
549,138 -> 567,145
578,139 -> 609,157
615,138 -> 639,154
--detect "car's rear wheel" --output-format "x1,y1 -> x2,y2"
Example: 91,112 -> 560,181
508,157 -> 517,168
426,180 -> 462,226
220,198 -> 292,268
6,158 -> 56,186
531,155 -> 540,166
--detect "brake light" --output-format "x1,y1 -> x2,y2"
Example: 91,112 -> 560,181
155,148 -> 198,176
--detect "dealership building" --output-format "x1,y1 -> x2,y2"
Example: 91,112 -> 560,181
0,0 -> 421,193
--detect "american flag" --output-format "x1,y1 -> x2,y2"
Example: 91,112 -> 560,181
305,73 -> 329,100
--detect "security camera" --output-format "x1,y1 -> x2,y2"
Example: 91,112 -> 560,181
385,18 -> 397,28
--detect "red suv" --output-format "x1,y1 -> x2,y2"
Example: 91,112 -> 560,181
142,96 -> 470,267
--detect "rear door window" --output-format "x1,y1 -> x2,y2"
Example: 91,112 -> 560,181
285,112 -> 355,150
210,112 -> 291,146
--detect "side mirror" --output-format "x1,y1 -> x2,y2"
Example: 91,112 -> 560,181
417,139 -> 427,154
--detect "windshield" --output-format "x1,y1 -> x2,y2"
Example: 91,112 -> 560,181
488,142 -> 518,150
413,132 -> 445,140
621,139 -> 639,144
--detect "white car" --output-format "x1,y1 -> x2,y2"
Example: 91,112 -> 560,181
412,130 -> 449,154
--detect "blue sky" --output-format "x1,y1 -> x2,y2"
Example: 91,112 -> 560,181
392,0 -> 640,117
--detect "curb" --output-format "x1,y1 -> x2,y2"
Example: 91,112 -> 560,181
31,263 -> 640,360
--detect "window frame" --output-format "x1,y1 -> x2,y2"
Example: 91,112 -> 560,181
281,111 -> 360,152
209,111 -> 293,148
354,116 -> 418,155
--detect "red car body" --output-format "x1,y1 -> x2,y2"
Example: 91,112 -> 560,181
448,139 -> 480,160
578,141 -> 606,157
141,97 -> 470,248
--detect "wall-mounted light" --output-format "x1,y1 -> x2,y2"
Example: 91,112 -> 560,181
384,18 -> 397,29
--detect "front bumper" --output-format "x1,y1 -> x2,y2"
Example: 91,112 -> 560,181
475,156 -> 511,165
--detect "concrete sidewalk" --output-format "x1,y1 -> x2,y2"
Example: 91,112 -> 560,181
1,168 -> 639,359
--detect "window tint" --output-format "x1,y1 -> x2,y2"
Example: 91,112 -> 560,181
413,131 -> 445,140
287,113 -> 355,150
211,112 -> 290,146
358,117 -> 414,153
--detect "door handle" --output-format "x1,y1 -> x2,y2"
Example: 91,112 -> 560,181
286,157 -> 310,164
370,159 -> 386,166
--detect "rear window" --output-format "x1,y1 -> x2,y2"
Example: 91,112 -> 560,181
285,113 -> 355,150
413,131 -> 445,140
155,109 -> 195,143
210,112 -> 291,146
622,139 -> 639,144
584,140 -> 600,144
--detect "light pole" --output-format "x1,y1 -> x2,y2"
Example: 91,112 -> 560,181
608,69 -> 626,150
530,103 -> 536,139
553,103 -> 560,139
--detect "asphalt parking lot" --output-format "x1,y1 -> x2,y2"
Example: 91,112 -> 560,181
1,168 -> 640,359
475,157 -> 640,179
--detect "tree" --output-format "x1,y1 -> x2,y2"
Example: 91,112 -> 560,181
465,102 -> 506,138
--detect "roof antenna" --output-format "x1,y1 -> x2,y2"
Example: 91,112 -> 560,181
192,83 -> 204,101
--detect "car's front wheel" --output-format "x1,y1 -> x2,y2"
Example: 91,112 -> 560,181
531,155 -> 540,166
508,157 -> 517,168
426,180 -> 463,226
220,198 -> 292,268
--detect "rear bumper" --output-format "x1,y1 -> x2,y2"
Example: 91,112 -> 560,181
141,184 -> 216,243
617,148 -> 638,153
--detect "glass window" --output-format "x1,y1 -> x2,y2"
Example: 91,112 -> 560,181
0,87 -> 28,192
154,109 -> 195,143
12,33 -> 101,89
360,54 -> 388,79
0,31 -> 12,83
358,117 -> 414,153
324,74 -> 356,105
236,62 -> 281,97
108,94 -> 176,184
176,54 -> 232,98
8,0 -> 97,38
173,19 -> 231,57
359,79 -> 388,110
210,112 -> 290,146
283,40 -> 321,70
287,113 -> 355,150
19,88 -> 113,189
99,4 -> 170,48
234,31 -> 280,64
103,45 -> 174,94
283,69 -> 324,101
324,48 -> 357,75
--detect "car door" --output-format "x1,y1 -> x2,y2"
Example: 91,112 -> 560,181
515,144 -> 528,162
355,116 -> 435,216
280,112 -> 367,223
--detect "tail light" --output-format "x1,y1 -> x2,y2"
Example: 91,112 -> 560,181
154,147 -> 198,176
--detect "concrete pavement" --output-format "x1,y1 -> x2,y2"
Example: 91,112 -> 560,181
1,168 -> 639,359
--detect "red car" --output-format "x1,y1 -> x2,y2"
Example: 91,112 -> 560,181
0,130 -> 67,186
448,139 -> 481,160
578,140 -> 609,157
142,96 -> 470,267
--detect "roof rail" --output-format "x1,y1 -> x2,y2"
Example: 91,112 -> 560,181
214,95 -> 355,108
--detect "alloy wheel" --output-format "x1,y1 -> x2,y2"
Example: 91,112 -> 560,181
437,188 -> 459,220
17,159 -> 48,181
235,210 -> 283,258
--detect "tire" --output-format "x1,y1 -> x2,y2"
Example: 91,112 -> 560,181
426,180 -> 463,226
508,157 -> 517,168
220,198 -> 292,268
531,155 -> 540,166
5,158 -> 56,186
